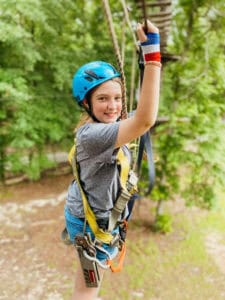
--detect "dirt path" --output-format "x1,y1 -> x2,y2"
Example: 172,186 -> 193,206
205,232 -> 225,275
0,175 -> 75,300
1,174 -> 225,300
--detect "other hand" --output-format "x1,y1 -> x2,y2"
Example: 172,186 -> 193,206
136,20 -> 159,43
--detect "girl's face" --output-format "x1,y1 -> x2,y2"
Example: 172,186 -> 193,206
89,80 -> 122,123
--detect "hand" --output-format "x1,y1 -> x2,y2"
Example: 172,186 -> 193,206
136,20 -> 159,43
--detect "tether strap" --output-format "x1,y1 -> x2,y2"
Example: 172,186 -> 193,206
107,221 -> 128,272
137,131 -> 155,194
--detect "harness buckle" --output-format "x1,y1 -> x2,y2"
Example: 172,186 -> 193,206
126,170 -> 138,193
75,233 -> 96,257
109,233 -> 120,247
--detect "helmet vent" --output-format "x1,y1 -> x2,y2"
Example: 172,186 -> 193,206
84,69 -> 99,79
84,76 -> 94,82
84,69 -> 105,80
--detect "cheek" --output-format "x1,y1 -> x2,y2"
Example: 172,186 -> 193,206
118,102 -> 122,111
93,103 -> 106,113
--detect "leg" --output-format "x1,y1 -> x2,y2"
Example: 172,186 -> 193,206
71,253 -> 105,300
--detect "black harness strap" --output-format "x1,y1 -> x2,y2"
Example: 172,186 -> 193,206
137,131 -> 155,195
126,131 -> 155,221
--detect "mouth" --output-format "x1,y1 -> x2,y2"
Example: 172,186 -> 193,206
104,112 -> 118,118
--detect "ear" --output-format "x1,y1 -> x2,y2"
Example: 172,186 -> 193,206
82,98 -> 89,108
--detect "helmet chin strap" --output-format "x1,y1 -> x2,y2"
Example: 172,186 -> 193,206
90,112 -> 101,123
82,99 -> 101,123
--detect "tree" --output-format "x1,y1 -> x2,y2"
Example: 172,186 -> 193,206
0,0 -> 84,180
1,0 -> 224,217
150,0 -> 225,211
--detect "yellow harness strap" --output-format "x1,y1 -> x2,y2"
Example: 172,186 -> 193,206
68,145 -> 130,244
116,147 -> 130,191
68,145 -> 75,167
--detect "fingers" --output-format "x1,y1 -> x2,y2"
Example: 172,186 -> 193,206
136,20 -> 159,43
145,20 -> 159,34
136,23 -> 147,43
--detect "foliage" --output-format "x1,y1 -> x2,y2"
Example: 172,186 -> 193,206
152,213 -> 173,233
102,196 -> 225,299
0,0 -> 224,214
150,0 -> 225,209
0,0 -> 135,181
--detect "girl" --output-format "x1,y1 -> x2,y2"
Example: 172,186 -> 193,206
65,20 -> 161,300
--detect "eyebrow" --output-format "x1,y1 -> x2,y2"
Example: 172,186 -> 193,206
95,93 -> 122,97
96,93 -> 108,97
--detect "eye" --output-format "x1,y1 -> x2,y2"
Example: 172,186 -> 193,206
97,96 -> 107,102
115,96 -> 122,102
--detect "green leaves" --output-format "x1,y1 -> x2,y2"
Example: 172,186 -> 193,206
0,0 -> 79,180
0,0 -> 224,209
153,0 -> 225,209
0,0 -> 137,181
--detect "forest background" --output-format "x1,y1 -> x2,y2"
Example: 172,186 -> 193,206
0,0 -> 225,220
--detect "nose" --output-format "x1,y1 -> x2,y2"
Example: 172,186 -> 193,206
107,98 -> 117,110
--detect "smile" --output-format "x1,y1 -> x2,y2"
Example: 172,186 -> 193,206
105,113 -> 117,117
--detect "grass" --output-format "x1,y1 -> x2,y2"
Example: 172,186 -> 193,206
1,177 -> 225,299
100,196 -> 225,300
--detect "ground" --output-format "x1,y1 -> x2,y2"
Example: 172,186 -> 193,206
0,174 -> 225,300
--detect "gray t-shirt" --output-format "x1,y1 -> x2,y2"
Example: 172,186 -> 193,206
65,122 -> 131,219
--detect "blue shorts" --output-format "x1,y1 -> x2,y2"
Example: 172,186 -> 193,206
64,206 -> 118,261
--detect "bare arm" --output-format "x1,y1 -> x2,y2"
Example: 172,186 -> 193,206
115,21 -> 161,148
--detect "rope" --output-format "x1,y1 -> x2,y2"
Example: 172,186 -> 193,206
121,17 -> 126,66
140,0 -> 148,32
119,0 -> 139,52
102,0 -> 127,119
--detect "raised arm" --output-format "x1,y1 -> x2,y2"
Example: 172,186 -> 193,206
115,20 -> 161,148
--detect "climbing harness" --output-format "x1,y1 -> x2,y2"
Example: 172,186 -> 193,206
68,144 -> 137,243
62,143 -> 137,287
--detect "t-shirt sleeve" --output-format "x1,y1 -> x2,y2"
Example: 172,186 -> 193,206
77,122 -> 120,163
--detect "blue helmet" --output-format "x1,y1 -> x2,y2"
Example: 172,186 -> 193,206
72,61 -> 120,104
